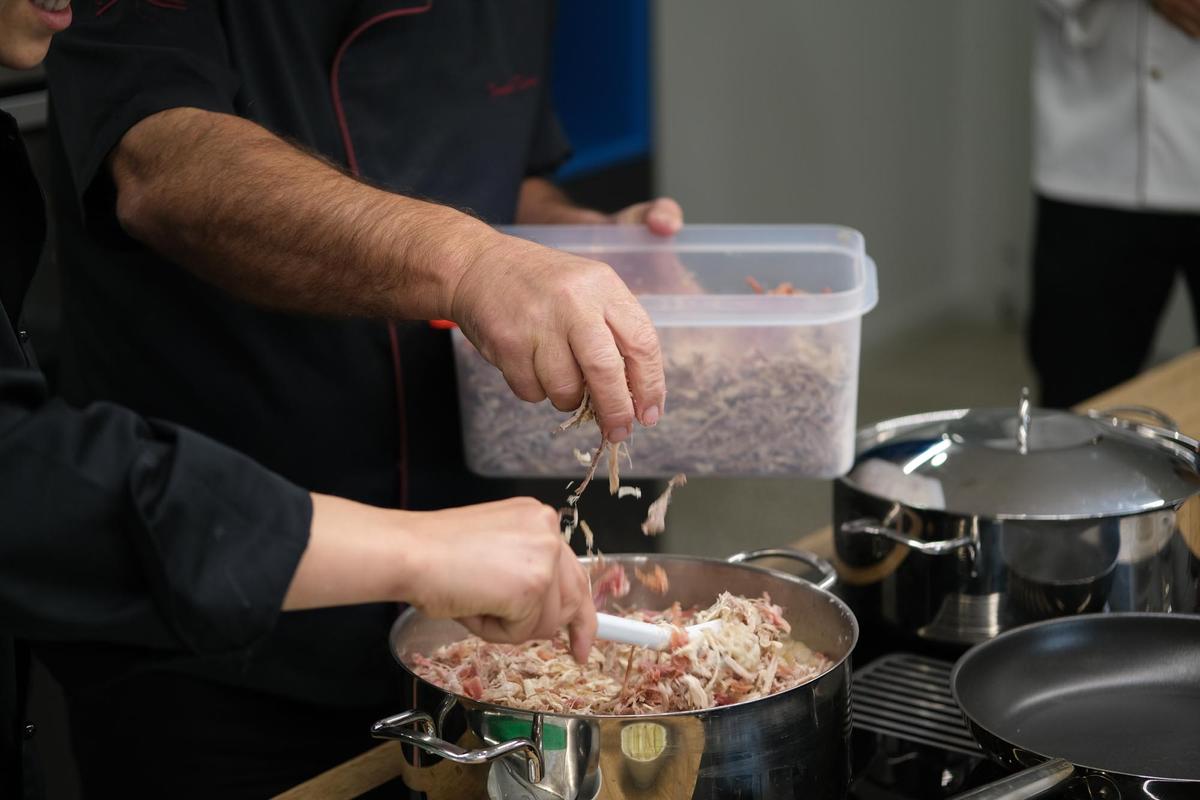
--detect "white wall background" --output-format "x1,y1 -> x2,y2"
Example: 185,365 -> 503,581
653,0 -> 1035,345
653,0 -> 1195,360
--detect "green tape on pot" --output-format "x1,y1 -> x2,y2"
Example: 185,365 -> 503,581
489,717 -> 566,751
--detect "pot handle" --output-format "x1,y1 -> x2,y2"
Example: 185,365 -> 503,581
1086,407 -> 1200,455
949,757 -> 1074,799
1090,404 -> 1180,432
726,548 -> 837,591
841,518 -> 973,556
370,709 -> 545,784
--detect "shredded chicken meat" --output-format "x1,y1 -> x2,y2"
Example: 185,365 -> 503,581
634,564 -> 670,595
745,276 -> 833,295
411,591 -> 832,715
590,558 -> 632,606
641,473 -> 687,535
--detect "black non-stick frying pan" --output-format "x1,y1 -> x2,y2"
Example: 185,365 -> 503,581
949,613 -> 1200,800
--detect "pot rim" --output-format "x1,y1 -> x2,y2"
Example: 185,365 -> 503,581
838,477 -> 1181,522
389,552 -> 859,722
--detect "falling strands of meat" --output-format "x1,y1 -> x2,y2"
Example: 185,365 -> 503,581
641,474 -> 687,536
579,519 -> 595,554
590,558 -> 632,607
556,388 -> 606,514
555,388 -> 686,552
634,564 -> 670,595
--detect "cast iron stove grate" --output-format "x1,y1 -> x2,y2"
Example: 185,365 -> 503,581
852,654 -> 981,757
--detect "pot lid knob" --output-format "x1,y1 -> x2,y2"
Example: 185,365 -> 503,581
1016,387 -> 1031,455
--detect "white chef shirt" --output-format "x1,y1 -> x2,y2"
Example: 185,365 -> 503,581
1035,0 -> 1200,212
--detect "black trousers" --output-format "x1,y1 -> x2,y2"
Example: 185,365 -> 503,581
1028,196 -> 1200,409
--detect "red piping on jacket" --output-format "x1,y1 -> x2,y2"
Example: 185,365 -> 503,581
97,0 -> 187,15
329,2 -> 432,509
331,3 -> 432,175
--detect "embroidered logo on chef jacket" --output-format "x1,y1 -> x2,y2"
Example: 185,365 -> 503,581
487,73 -> 539,98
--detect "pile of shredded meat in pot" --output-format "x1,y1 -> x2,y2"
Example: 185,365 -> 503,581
410,590 -> 832,715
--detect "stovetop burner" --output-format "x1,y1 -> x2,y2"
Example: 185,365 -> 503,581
853,654 -> 981,757
849,731 -> 1007,800
847,654 -> 1006,799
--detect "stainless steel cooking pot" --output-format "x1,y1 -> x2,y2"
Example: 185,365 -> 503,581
372,551 -> 857,800
833,395 -> 1200,647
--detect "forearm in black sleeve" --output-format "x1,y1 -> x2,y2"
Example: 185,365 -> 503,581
0,380 -> 311,655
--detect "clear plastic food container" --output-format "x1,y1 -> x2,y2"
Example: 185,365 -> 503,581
452,224 -> 878,478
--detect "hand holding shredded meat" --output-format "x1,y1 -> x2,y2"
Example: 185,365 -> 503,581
410,592 -> 831,715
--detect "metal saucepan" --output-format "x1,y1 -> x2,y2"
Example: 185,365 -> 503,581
950,612 -> 1200,799
372,550 -> 857,800
834,396 -> 1200,647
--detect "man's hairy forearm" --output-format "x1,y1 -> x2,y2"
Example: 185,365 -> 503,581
111,107 -> 494,320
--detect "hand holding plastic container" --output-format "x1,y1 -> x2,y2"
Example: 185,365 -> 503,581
453,225 -> 878,478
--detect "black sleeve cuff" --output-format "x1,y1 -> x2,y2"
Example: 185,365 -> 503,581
44,7 -> 240,228
127,421 -> 312,655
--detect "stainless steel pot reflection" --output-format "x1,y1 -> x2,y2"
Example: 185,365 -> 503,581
1001,526 -> 1120,621
833,407 -> 1200,647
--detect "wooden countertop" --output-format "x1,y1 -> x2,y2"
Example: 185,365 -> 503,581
276,349 -> 1200,800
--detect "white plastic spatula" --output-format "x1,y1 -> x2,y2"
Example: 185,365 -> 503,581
595,613 -> 722,651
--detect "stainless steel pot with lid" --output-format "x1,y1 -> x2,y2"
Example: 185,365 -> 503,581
833,392 -> 1200,646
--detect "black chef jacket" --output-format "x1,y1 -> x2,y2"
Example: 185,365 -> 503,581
43,0 -> 569,713
0,111 -> 312,799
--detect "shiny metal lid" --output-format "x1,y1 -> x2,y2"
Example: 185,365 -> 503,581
846,392 -> 1200,520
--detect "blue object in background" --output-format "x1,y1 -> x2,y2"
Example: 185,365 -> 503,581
551,0 -> 651,180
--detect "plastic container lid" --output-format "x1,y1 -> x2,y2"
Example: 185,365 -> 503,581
501,224 -> 878,327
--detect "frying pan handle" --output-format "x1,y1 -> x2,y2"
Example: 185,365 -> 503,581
841,518 -> 974,556
949,758 -> 1074,800
726,548 -> 837,590
370,709 -> 545,784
